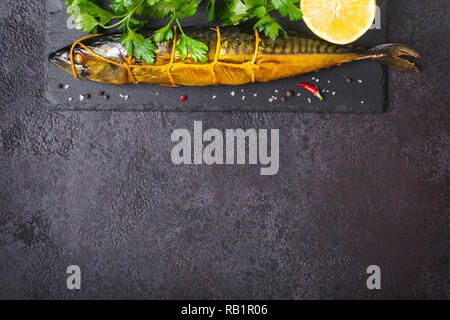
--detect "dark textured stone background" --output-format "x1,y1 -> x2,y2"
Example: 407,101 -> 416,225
0,0 -> 449,299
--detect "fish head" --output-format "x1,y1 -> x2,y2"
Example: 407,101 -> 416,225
48,36 -> 130,85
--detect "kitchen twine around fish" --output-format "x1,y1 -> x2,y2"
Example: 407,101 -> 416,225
69,27 -> 262,86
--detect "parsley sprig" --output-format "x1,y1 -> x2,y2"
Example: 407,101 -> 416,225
219,0 -> 302,40
65,0 -> 302,65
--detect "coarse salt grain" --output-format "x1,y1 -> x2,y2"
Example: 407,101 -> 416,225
79,95 -> 84,101
358,80 -> 363,83
64,84 -> 70,89
231,91 -> 235,96
68,97 -> 73,101
253,93 -> 257,97
212,95 -> 216,99
308,98 -> 311,103
242,96 -> 246,100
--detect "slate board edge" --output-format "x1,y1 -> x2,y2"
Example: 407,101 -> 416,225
44,0 -> 387,113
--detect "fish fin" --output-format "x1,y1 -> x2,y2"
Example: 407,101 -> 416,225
368,43 -> 421,72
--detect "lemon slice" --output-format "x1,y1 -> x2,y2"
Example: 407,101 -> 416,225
301,0 -> 377,45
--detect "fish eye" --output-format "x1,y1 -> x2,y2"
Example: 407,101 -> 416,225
74,53 -> 85,65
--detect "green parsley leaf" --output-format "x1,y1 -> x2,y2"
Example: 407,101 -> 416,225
253,6 -> 266,19
176,33 -> 209,62
153,19 -> 175,42
270,0 -> 303,21
66,0 -> 113,33
254,14 -> 287,41
120,29 -> 158,65
140,1 -> 175,18
110,0 -> 128,15
219,0 -> 249,25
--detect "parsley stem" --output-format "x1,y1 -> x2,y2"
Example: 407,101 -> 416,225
102,17 -> 128,29
127,0 -> 146,30
175,19 -> 185,35
102,0 -> 146,30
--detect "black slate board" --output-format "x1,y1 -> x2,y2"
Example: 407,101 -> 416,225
45,0 -> 387,112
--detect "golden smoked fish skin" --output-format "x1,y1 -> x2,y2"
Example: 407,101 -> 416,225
49,26 -> 421,86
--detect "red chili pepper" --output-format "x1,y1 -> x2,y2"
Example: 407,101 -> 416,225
180,95 -> 187,102
298,83 -> 323,101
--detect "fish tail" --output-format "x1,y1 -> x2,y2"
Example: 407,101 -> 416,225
365,43 -> 421,72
